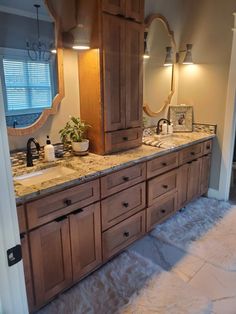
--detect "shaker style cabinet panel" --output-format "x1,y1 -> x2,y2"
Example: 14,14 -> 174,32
102,0 -> 126,16
102,0 -> 144,23
125,20 -> 143,128
103,14 -> 126,132
70,203 -> 102,282
29,219 -> 72,307
125,0 -> 144,23
200,155 -> 211,195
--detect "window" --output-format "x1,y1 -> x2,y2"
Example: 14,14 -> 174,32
2,58 -> 52,114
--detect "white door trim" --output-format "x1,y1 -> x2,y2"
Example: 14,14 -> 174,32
218,13 -> 236,200
0,74 -> 28,312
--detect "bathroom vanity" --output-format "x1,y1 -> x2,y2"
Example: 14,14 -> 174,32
14,133 -> 213,312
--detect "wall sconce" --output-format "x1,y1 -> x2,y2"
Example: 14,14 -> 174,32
176,44 -> 194,65
164,46 -> 174,66
143,31 -> 150,59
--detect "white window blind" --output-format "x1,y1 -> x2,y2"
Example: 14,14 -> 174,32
3,58 -> 52,112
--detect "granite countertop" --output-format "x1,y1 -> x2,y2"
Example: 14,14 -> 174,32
13,132 -> 215,204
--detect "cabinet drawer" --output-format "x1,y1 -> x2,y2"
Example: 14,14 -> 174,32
179,143 -> 203,165
105,127 -> 142,154
147,192 -> 177,231
102,182 -> 146,230
147,152 -> 178,179
102,210 -> 145,260
203,140 -> 213,155
148,169 -> 178,206
101,162 -> 146,198
17,205 -> 27,234
26,180 -> 100,229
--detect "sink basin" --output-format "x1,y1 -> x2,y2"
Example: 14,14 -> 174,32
14,166 -> 76,186
153,133 -> 183,140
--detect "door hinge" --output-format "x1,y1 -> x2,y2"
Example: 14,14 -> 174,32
7,244 -> 22,267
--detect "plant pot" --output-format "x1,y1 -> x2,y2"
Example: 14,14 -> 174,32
72,139 -> 89,153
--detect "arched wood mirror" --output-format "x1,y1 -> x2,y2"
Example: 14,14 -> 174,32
143,14 -> 176,117
0,0 -> 64,136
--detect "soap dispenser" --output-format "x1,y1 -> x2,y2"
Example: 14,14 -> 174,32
44,135 -> 55,162
162,121 -> 168,135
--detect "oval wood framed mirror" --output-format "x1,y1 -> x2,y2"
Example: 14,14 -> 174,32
2,0 -> 65,136
143,14 -> 176,117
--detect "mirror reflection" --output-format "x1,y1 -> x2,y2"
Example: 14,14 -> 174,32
143,15 -> 176,118
0,0 -> 58,128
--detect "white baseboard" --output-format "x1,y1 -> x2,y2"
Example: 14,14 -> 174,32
207,188 -> 226,201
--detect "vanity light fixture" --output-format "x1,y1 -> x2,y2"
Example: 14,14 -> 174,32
143,31 -> 150,59
164,46 -> 174,66
26,4 -> 55,61
176,44 -> 194,65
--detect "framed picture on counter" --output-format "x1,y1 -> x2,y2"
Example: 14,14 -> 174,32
168,105 -> 193,132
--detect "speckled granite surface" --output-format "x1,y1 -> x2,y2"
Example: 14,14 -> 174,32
13,132 -> 215,204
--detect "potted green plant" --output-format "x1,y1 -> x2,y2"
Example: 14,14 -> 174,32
59,116 -> 90,153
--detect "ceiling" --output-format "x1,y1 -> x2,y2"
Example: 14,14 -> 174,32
0,0 -> 53,21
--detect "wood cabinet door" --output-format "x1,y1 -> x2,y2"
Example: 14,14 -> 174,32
102,0 -> 125,16
187,159 -> 202,201
200,155 -> 211,195
125,0 -> 144,22
103,13 -> 126,131
70,203 -> 102,282
29,218 -> 72,307
178,163 -> 189,209
125,20 -> 143,128
21,234 -> 34,312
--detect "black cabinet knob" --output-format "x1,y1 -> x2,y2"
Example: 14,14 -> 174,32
161,209 -> 166,214
123,137 -> 128,141
122,202 -> 129,208
206,145 -> 210,149
162,184 -> 168,189
123,231 -> 130,237
64,199 -> 72,206
162,162 -> 167,166
122,176 -> 129,182
190,152 -> 195,156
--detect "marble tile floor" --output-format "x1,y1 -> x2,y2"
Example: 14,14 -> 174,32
129,234 -> 236,314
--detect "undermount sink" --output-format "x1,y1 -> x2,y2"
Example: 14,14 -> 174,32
153,133 -> 183,140
14,166 -> 76,187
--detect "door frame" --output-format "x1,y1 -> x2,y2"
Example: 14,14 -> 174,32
217,13 -> 236,200
0,77 -> 28,312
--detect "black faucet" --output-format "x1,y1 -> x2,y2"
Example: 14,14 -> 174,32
26,138 -> 40,167
156,118 -> 171,134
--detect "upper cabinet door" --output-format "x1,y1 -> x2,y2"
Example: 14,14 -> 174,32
102,14 -> 126,131
125,20 -> 143,128
125,0 -> 144,23
102,0 -> 126,16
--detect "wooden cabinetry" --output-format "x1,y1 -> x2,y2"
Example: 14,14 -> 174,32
30,218 -> 72,307
17,139 -> 213,311
79,6 -> 143,154
102,0 -> 144,22
70,203 -> 102,282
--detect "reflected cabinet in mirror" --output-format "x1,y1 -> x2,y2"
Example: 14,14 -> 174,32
143,14 -> 176,117
0,0 -> 64,136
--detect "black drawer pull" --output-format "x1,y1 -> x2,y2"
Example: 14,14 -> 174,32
122,202 -> 129,208
122,176 -> 129,182
162,162 -> 167,166
206,145 -> 211,149
161,209 -> 166,214
162,184 -> 168,189
187,161 -> 193,164
55,215 -> 68,222
123,136 -> 128,141
64,199 -> 72,206
123,231 -> 130,237
190,152 -> 195,156
72,208 -> 84,215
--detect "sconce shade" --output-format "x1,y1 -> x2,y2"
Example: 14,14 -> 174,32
164,46 -> 173,66
183,44 -> 193,64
